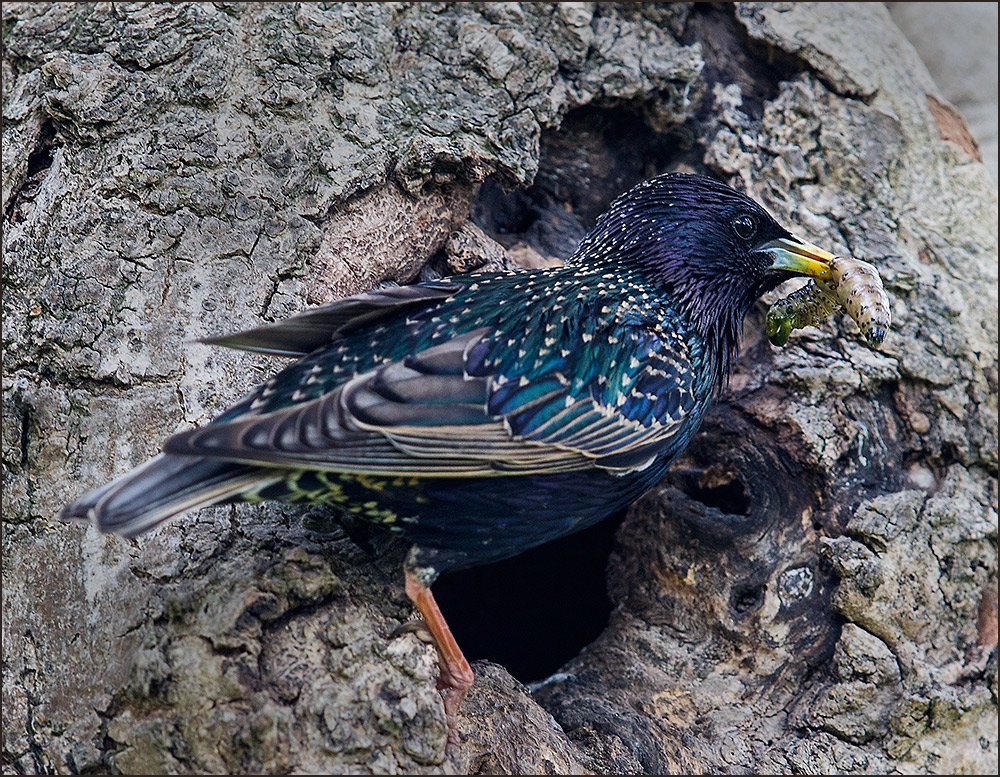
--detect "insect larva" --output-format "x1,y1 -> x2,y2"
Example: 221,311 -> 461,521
765,279 -> 840,347
830,256 -> 890,348
766,256 -> 890,349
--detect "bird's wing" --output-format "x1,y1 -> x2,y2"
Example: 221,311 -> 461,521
199,281 -> 465,357
474,315 -> 700,471
163,314 -> 699,477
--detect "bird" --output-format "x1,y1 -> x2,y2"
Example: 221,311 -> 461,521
61,172 -> 836,746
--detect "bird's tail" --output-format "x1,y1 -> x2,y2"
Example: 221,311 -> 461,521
60,453 -> 283,538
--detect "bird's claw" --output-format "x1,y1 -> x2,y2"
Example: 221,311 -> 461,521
389,615 -> 469,752
390,617 -> 437,644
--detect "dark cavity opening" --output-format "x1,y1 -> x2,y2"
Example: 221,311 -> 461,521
471,104 -> 693,262
26,119 -> 57,179
676,465 -> 750,516
5,118 -> 59,223
730,582 -> 766,617
433,511 -> 623,684
686,476 -> 749,516
439,105 -> 695,683
439,105 -> 697,683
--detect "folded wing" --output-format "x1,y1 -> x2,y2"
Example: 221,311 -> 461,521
166,313 -> 699,477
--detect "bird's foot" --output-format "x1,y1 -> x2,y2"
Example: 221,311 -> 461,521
441,682 -> 472,749
403,566 -> 475,754
389,617 -> 436,644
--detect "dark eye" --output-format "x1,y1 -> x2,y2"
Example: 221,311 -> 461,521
732,214 -> 758,241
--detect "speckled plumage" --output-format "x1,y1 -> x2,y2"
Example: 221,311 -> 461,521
63,173 -> 829,579
63,172 -> 842,738
83,261 -> 712,571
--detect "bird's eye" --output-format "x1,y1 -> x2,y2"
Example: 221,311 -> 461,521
732,214 -> 758,241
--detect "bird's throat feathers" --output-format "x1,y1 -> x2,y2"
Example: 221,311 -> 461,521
663,267 -> 749,391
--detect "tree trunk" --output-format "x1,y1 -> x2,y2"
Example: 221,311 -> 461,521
3,3 -> 996,774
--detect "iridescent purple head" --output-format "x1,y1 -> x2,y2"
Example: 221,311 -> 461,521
570,173 -> 835,386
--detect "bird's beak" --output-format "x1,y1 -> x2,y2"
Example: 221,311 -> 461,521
759,236 -> 835,280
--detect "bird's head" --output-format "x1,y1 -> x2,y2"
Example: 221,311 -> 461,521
570,172 -> 835,387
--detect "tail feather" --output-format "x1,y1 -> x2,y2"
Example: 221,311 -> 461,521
60,454 -> 283,538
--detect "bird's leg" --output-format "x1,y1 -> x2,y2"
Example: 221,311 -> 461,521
403,567 -> 474,749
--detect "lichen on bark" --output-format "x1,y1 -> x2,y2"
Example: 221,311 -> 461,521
3,2 -> 996,774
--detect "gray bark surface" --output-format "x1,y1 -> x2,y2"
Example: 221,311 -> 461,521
2,3 -> 996,774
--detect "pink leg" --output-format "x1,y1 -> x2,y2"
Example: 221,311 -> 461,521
404,569 -> 474,749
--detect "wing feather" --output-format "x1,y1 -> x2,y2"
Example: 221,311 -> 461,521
200,281 -> 463,357
165,306 -> 700,476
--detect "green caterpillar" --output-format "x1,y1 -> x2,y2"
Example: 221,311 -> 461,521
767,256 -> 890,349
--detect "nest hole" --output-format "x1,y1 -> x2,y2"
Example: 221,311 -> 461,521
471,104 -> 693,262
433,513 -> 622,684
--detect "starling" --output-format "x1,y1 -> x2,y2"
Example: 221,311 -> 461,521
62,173 -> 837,744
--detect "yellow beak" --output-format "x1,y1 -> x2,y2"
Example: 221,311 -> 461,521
760,236 -> 835,280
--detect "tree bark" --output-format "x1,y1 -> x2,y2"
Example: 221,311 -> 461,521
3,3 -> 996,774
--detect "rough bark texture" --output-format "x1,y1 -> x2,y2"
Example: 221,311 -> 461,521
2,3 -> 996,774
